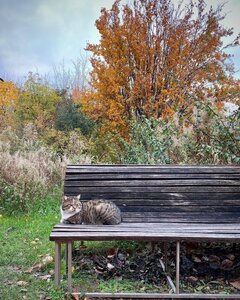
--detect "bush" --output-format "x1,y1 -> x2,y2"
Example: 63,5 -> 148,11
0,140 -> 64,215
55,95 -> 94,135
171,102 -> 240,164
0,125 -> 92,215
118,117 -> 173,164
113,102 -> 239,165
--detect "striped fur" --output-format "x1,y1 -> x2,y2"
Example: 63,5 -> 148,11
61,195 -> 121,225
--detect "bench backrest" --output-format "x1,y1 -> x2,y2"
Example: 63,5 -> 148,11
64,165 -> 240,224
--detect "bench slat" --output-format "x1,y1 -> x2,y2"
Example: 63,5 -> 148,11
66,165 -> 240,173
64,179 -> 240,187
50,231 -> 240,242
65,173 -> 240,180
64,186 -> 240,194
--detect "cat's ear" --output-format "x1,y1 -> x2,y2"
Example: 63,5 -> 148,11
76,194 -> 81,200
62,195 -> 67,202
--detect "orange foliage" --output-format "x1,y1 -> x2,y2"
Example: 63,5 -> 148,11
0,81 -> 19,127
79,0 -> 240,136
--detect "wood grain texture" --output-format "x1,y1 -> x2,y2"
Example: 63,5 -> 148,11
52,164 -> 240,237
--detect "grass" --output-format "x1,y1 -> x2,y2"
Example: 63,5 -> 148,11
0,194 -> 67,300
0,194 -> 166,299
0,193 -> 237,299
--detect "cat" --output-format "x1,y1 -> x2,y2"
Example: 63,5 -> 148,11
60,194 -> 122,225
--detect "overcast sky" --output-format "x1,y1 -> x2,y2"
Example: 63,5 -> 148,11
0,0 -> 240,82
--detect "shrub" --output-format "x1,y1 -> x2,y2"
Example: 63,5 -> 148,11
0,125 -> 92,215
171,102 -> 240,164
0,140 -> 64,214
114,102 -> 239,165
118,117 -> 173,164
55,98 -> 94,136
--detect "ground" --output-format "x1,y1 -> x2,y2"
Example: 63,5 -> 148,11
1,205 -> 239,299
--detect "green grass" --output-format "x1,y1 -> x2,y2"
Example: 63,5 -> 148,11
0,194 -> 164,299
0,194 -> 67,300
1,194 -> 236,299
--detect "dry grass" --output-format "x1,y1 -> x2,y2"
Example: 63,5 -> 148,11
0,125 -> 92,214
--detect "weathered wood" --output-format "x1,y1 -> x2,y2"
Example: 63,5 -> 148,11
70,292 -> 240,299
64,186 -> 240,194
50,231 -> 240,242
64,179 -> 240,187
67,242 -> 72,293
54,222 -> 240,229
54,243 -> 61,286
65,173 -> 240,180
66,164 -> 240,173
50,164 -> 240,297
67,192 -> 240,202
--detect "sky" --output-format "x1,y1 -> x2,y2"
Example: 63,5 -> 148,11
0,0 -> 240,83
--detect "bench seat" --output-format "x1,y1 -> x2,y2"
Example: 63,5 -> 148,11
50,222 -> 240,242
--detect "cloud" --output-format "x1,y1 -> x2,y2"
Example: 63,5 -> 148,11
0,0 -> 239,79
0,0 -> 114,78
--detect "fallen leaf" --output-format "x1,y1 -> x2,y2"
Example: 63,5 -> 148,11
107,263 -> 115,271
17,281 -> 28,286
186,276 -> 198,284
39,274 -> 51,281
230,280 -> 240,290
192,255 -> 201,263
226,254 -> 235,261
221,259 -> 233,270
25,267 -> 34,273
42,254 -> 53,265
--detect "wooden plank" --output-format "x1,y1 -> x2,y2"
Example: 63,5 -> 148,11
64,179 -> 240,187
65,173 -> 240,180
121,211 -> 240,217
64,186 -> 240,194
52,227 -> 240,233
66,165 -> 240,173
54,222 -> 240,229
50,231 -> 240,239
68,192 -> 240,201
123,217 -> 240,223
113,199 -> 240,206
50,231 -> 240,242
119,205 -> 240,213
70,292 -> 240,299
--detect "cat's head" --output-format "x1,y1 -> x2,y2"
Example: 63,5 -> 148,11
61,195 -> 82,214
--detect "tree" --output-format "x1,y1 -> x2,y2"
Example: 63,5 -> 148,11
55,90 -> 94,135
51,52 -> 90,91
79,0 -> 240,136
15,73 -> 61,132
0,80 -> 19,128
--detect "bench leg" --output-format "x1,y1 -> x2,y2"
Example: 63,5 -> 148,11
65,242 -> 74,275
54,242 -> 61,286
67,241 -> 73,293
176,241 -> 180,294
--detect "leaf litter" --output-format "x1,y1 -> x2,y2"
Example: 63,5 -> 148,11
73,241 -> 240,293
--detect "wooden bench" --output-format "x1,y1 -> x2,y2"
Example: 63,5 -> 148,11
50,164 -> 240,299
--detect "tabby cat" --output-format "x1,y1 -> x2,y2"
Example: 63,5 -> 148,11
60,195 -> 121,225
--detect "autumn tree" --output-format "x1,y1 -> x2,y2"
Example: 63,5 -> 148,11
0,80 -> 19,128
15,73 -> 61,132
79,0 -> 239,136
